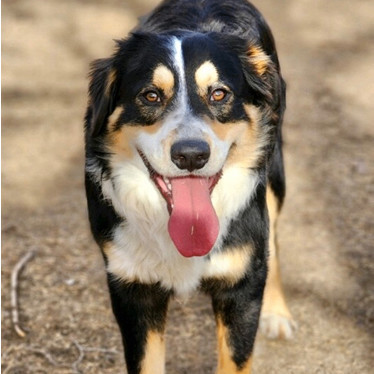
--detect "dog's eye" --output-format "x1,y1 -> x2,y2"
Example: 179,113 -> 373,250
210,89 -> 228,103
143,90 -> 161,103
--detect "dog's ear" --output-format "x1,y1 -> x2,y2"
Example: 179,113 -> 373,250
252,42 -> 286,108
86,57 -> 118,138
209,33 -> 283,108
241,42 -> 282,104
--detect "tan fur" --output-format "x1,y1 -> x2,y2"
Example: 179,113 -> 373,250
105,69 -> 117,96
247,45 -> 270,76
195,61 -> 219,94
152,65 -> 175,98
108,127 -> 137,159
141,331 -> 165,374
107,105 -> 124,131
262,186 -> 292,325
106,107 -> 161,159
209,104 -> 268,169
227,104 -> 267,169
102,241 -> 111,258
216,319 -> 253,374
204,246 -> 252,285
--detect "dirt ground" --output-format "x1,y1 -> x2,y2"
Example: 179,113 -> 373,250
2,0 -> 374,373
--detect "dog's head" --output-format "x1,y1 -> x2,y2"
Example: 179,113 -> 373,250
85,31 -> 284,257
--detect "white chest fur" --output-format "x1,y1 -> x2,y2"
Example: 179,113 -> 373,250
102,161 -> 258,295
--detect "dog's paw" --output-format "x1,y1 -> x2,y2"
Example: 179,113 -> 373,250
259,313 -> 297,340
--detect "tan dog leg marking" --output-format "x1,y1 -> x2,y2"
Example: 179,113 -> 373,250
204,246 -> 252,286
216,319 -> 253,374
140,331 -> 165,374
261,186 -> 296,339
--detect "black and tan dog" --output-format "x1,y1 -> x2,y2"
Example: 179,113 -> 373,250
84,0 -> 295,372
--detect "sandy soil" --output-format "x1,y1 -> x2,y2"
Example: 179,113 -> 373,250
2,0 -> 373,373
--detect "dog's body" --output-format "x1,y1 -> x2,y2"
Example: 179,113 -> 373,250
84,0 -> 294,372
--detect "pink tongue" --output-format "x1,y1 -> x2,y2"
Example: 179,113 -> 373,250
168,177 -> 219,257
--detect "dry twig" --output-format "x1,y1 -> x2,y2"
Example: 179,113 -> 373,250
11,249 -> 36,338
26,346 -> 71,368
25,341 -> 119,373
71,340 -> 85,374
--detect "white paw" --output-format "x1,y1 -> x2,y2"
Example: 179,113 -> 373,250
259,313 -> 297,340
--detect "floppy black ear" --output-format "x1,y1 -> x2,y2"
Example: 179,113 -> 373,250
86,57 -> 118,138
240,42 -> 279,102
208,33 -> 282,107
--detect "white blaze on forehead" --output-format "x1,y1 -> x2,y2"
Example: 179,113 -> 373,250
170,37 -> 188,113
168,38 -> 209,139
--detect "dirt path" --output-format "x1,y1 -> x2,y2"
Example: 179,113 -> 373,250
2,1 -> 373,373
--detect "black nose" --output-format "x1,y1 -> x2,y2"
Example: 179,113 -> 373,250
171,139 -> 210,172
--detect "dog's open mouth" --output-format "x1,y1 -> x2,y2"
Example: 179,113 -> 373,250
138,151 -> 221,258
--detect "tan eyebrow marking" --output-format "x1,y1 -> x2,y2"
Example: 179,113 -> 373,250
195,61 -> 219,94
152,64 -> 175,97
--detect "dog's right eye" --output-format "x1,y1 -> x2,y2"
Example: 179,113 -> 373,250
143,90 -> 161,104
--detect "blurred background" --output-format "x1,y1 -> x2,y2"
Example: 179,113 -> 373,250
2,0 -> 373,373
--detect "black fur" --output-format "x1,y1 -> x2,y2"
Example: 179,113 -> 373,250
107,275 -> 171,374
85,173 -> 122,250
202,179 -> 269,368
84,0 -> 286,372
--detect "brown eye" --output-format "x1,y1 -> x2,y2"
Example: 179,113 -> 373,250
210,88 -> 228,102
143,90 -> 161,103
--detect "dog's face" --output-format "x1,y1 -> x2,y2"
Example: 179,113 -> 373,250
86,32 -> 282,257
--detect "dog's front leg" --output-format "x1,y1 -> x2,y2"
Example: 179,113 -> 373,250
107,275 -> 171,374
207,271 -> 266,374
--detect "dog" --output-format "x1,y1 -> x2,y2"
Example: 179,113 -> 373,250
84,0 -> 295,372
